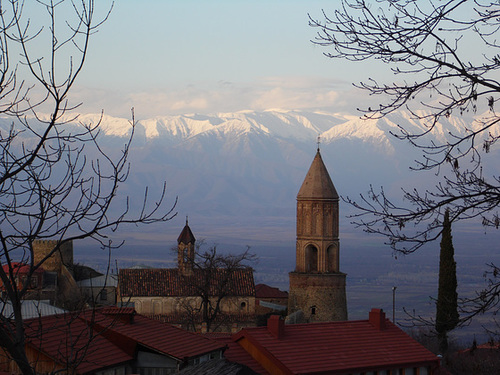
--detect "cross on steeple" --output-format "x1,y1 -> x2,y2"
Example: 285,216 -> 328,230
317,135 -> 321,151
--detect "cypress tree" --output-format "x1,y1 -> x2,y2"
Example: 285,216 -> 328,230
435,209 -> 459,353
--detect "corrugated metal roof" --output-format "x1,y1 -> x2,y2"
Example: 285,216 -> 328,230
77,274 -> 118,288
0,300 -> 66,319
229,313 -> 439,374
119,268 -> 255,297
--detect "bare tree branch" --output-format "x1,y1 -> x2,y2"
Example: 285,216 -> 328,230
0,1 -> 175,373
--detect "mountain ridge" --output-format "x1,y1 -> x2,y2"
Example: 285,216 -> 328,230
2,109 -> 498,247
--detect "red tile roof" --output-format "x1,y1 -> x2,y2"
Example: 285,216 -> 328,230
228,310 -> 440,374
24,312 -> 133,374
255,284 -> 288,299
96,310 -> 226,360
119,268 -> 255,297
23,308 -> 226,374
149,312 -> 256,325
3,262 -> 44,275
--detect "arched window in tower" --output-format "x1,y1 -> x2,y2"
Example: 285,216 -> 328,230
305,244 -> 318,272
327,244 -> 338,272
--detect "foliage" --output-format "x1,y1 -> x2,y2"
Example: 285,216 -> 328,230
0,1 -> 175,374
435,210 -> 459,353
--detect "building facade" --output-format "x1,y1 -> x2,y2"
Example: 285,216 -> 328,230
118,220 -> 256,332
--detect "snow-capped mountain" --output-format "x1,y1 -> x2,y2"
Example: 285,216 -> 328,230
2,109 -> 497,246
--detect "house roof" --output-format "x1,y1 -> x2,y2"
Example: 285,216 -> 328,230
228,310 -> 439,375
297,150 -> 338,201
23,308 -> 226,374
119,268 -> 255,297
2,262 -> 44,275
24,312 -> 133,374
214,335 -> 270,375
255,284 -> 288,299
96,310 -> 226,360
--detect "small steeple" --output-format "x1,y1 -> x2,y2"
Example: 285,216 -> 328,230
177,217 -> 196,275
177,216 -> 196,245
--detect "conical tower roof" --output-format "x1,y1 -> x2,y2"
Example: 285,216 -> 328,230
297,150 -> 338,200
177,218 -> 196,244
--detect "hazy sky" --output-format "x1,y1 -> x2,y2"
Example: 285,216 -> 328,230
56,1 -> 376,119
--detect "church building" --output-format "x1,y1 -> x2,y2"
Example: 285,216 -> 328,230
117,219 -> 256,332
288,148 -> 348,322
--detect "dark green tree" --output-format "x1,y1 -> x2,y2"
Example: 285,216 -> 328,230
435,210 -> 459,354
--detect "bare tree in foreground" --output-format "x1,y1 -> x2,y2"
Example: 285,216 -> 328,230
179,244 -> 256,332
309,0 -> 500,322
0,1 -> 175,374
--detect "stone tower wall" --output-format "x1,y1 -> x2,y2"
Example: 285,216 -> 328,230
289,150 -> 348,323
32,240 -> 73,273
297,200 -> 338,240
288,272 -> 347,322
295,199 -> 340,273
177,242 -> 194,276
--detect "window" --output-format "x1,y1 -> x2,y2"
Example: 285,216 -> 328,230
240,301 -> 246,309
311,306 -> 317,315
30,276 -> 38,288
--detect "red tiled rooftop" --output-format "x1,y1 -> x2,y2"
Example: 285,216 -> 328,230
214,335 -> 270,375
229,311 -> 440,374
98,310 -> 226,359
3,262 -> 44,275
149,312 -> 256,325
24,312 -> 133,374
255,284 -> 288,299
119,268 -> 255,297
23,308 -> 226,374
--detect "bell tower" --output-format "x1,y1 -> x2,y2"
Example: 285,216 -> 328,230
288,148 -> 347,322
177,217 -> 196,276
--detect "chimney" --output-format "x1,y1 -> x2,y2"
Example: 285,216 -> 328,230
267,315 -> 285,339
369,308 -> 386,330
102,307 -> 136,324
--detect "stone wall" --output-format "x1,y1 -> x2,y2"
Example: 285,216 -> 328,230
32,240 -> 73,272
288,272 -> 347,322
